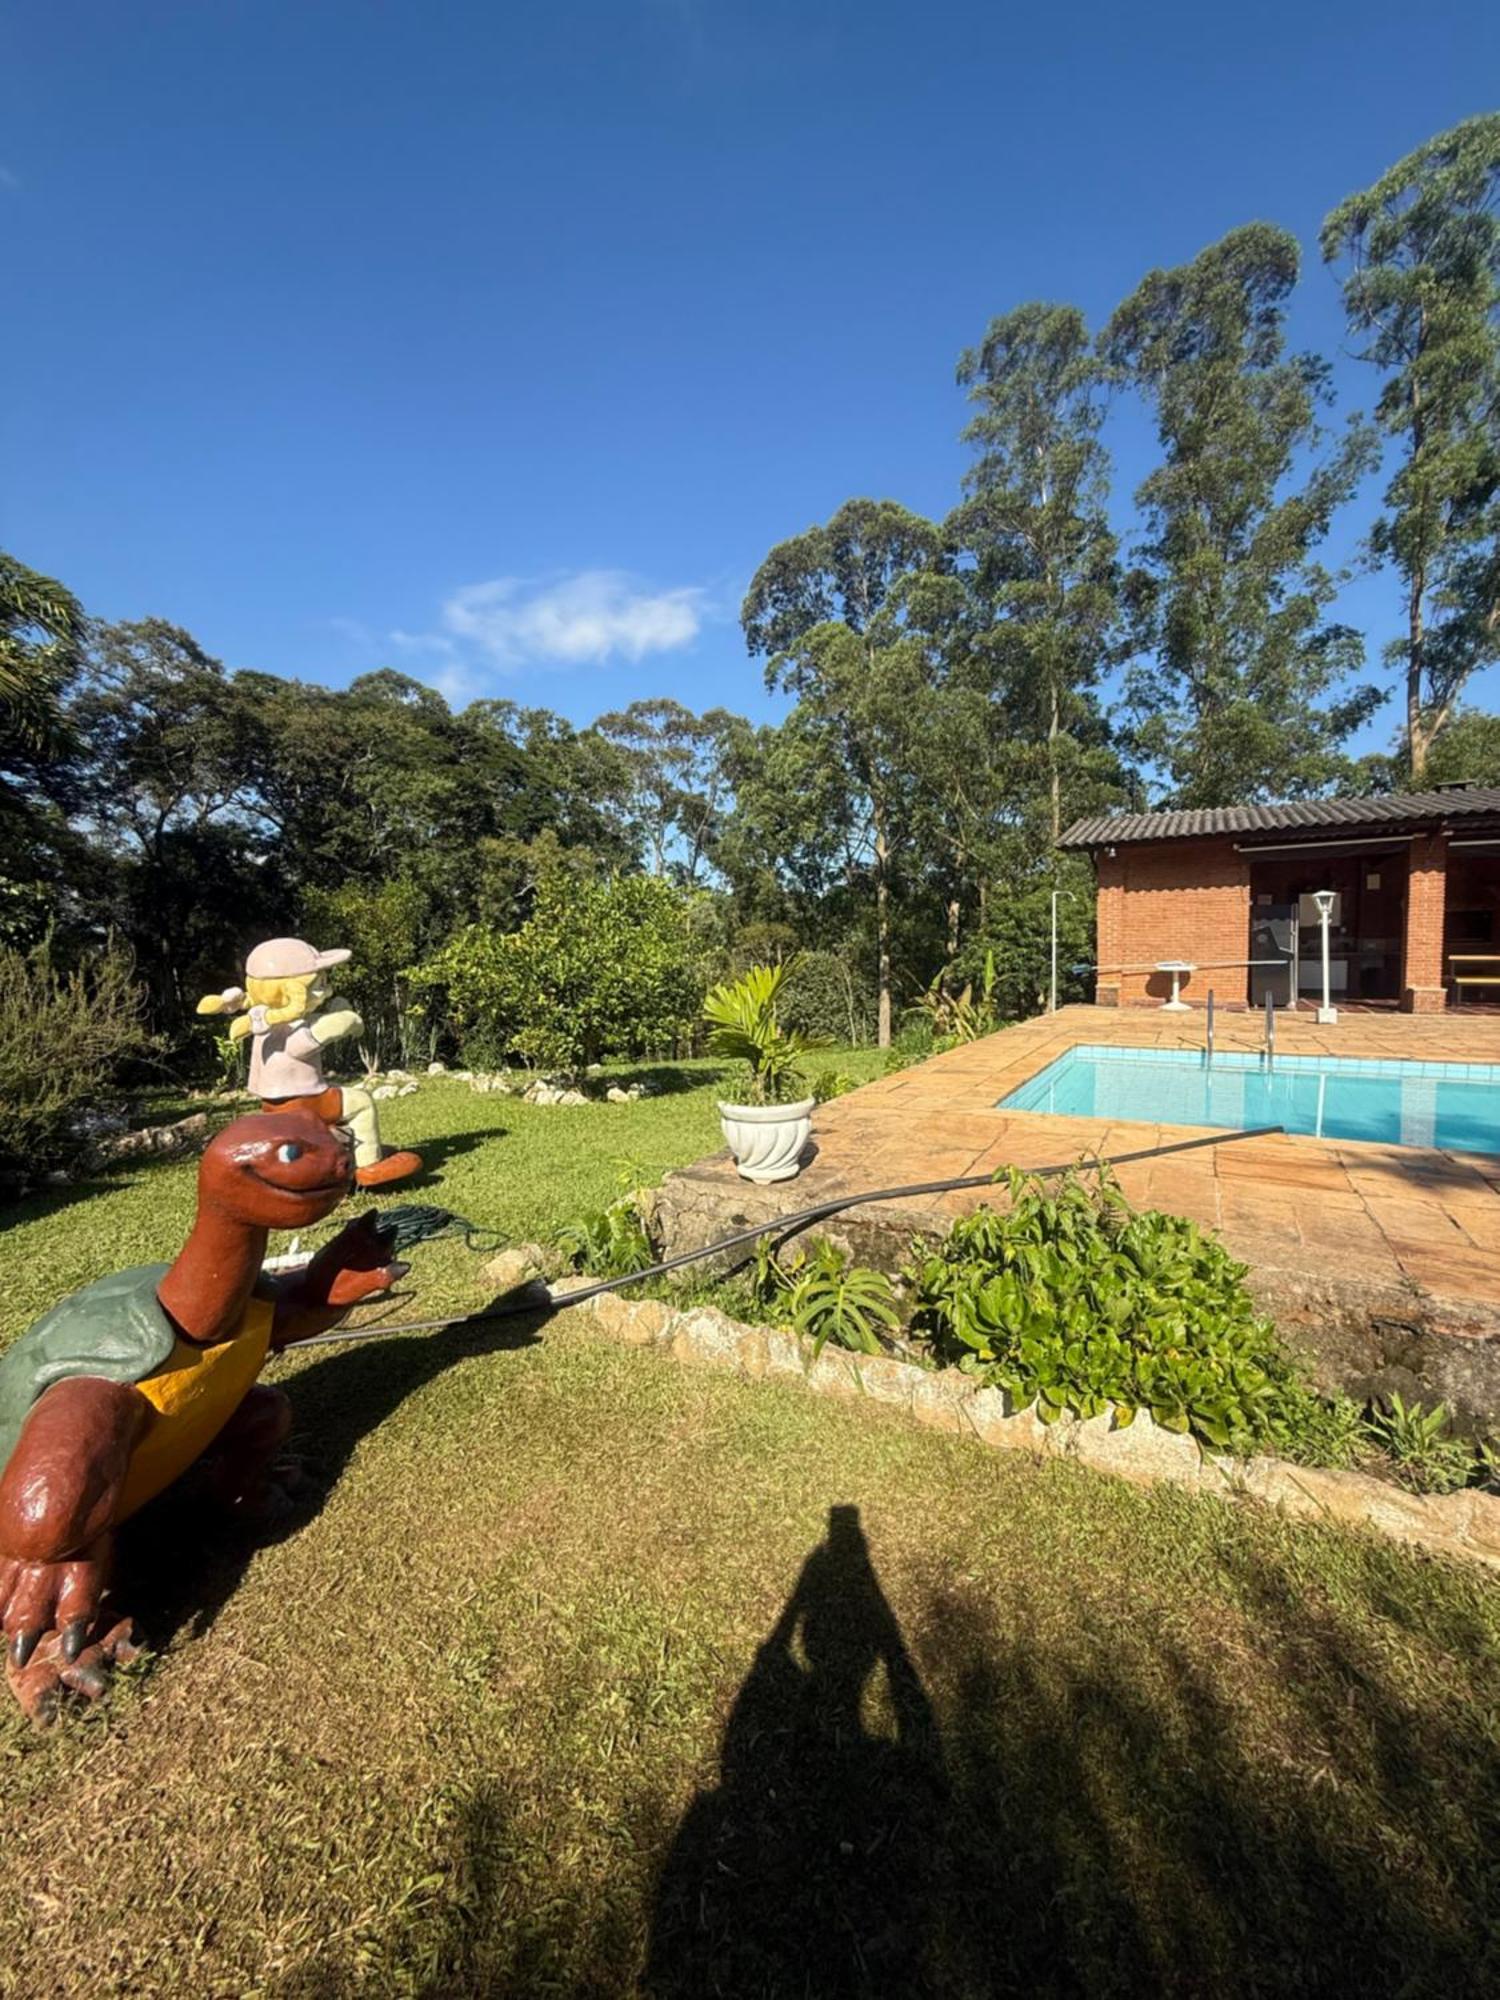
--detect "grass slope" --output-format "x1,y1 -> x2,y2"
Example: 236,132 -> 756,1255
0,1059 -> 1497,1996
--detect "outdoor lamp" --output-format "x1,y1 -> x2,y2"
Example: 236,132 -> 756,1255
1313,889 -> 1338,1025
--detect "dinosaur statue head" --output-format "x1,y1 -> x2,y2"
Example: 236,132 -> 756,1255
203,1112 -> 356,1231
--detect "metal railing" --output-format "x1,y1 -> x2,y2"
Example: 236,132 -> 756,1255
1263,988 -> 1276,1071
1205,989 -> 1215,1068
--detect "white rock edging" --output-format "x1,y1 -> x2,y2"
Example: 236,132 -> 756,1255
564,1291 -> 1500,1571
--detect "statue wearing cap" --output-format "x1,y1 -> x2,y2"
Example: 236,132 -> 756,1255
198,938 -> 421,1189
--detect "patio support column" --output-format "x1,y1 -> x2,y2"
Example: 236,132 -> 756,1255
1095,850 -> 1124,1006
1402,833 -> 1448,1013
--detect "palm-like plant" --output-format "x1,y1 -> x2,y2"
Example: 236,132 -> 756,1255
703,960 -> 823,1105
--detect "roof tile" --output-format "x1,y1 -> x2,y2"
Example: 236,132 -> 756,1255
1058,786 -> 1500,849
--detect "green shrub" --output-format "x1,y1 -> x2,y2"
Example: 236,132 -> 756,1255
1263,1388 -> 1371,1471
302,876 -> 428,1070
913,951 -> 1002,1045
0,935 -> 154,1193
907,1165 -> 1301,1450
409,874 -> 704,1077
782,951 -> 871,1045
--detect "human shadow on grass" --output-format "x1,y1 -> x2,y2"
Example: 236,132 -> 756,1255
638,1530 -> 1499,1998
644,1503 -> 950,1998
274,1508 -> 1500,1997
121,1289 -> 547,1657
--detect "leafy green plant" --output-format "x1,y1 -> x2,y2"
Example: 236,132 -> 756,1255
809,1068 -> 856,1104
1366,1395 -> 1475,1495
212,1028 -> 248,1094
782,950 -> 871,1045
702,961 -> 824,1106
783,1241 -> 901,1358
1264,1389 -> 1372,1472
914,950 -> 1000,1046
555,1193 -> 656,1278
908,1165 -> 1300,1450
746,1234 -> 900,1358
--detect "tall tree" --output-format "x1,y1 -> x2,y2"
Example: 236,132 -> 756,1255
0,551 -> 84,754
742,500 -> 945,1045
596,697 -> 737,883
0,554 -> 92,945
1322,114 -> 1500,780
950,302 -> 1120,844
1103,224 -> 1379,805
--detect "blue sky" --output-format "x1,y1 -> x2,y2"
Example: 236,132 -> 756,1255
3,0 -> 1497,757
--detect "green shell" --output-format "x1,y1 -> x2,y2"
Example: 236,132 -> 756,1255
0,1264 -> 176,1477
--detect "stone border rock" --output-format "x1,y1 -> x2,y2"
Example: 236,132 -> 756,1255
562,1290 -> 1500,1571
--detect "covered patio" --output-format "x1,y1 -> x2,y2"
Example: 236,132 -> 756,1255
1061,782 -> 1500,1012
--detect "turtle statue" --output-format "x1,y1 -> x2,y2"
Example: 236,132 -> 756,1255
0,1111 -> 408,1723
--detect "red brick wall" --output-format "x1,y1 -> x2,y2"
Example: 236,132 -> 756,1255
1092,837 -> 1252,1008
1402,832 -> 1448,1012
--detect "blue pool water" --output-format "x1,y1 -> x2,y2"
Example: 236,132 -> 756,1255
998,1045 -> 1500,1156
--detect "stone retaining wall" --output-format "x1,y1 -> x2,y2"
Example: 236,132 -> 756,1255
562,1288 -> 1500,1572
649,1172 -> 1500,1431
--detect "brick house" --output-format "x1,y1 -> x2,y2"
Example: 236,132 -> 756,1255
1058,784 -> 1500,1012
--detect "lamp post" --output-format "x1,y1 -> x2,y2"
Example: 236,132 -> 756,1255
1313,889 -> 1338,1025
1049,888 -> 1073,1014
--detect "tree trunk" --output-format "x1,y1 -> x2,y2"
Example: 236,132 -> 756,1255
874,814 -> 892,1049
1406,341 -> 1429,783
1049,678 -> 1061,846
1408,588 -> 1432,776
946,895 -> 961,963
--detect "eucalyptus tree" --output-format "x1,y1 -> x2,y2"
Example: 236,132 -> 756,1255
596,696 -> 738,883
742,499 -> 946,1045
1103,224 -> 1379,805
950,302 -> 1120,844
1323,114 -> 1500,779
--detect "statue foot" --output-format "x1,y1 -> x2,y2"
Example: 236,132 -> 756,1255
354,1149 -> 423,1188
6,1617 -> 142,1726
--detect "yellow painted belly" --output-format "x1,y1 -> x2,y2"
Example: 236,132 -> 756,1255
115,1297 -> 274,1522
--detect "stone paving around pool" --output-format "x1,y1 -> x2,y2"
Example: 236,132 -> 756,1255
654,1006 -> 1500,1425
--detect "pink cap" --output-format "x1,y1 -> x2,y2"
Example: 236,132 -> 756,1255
244,937 -> 352,980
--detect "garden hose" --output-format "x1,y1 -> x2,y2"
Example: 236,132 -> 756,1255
279,1122 -> 1284,1350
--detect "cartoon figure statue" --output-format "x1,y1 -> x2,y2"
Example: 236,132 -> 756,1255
0,1114 -> 408,1722
198,936 -> 421,1189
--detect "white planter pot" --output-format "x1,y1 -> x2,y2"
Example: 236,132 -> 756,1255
717,1098 -> 815,1184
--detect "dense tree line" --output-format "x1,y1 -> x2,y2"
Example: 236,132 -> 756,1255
2,115 -> 1497,1070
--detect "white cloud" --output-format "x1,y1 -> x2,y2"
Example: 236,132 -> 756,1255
437,569 -> 704,669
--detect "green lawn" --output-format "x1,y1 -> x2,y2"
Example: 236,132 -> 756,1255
1,1059 -> 1498,1996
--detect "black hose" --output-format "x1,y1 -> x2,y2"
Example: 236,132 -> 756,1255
279,1123 -> 1284,1350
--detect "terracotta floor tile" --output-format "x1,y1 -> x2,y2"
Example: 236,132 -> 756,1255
1363,1195 -> 1475,1240
1391,1246 -> 1500,1302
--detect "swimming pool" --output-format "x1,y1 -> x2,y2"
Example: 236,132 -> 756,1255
998,1045 -> 1500,1156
